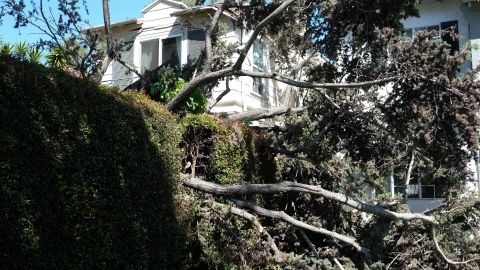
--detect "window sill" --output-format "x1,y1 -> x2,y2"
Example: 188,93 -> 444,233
250,91 -> 263,98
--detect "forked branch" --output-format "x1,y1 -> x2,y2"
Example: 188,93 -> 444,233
183,178 -> 438,225
230,198 -> 370,256
431,227 -> 480,265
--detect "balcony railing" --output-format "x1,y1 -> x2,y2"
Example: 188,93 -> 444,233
394,184 -> 447,199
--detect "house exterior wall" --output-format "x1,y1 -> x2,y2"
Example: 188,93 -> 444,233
396,0 -> 480,209
402,0 -> 480,73
101,25 -> 141,87
101,0 -> 280,114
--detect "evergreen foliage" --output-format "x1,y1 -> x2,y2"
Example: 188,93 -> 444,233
0,55 -> 186,269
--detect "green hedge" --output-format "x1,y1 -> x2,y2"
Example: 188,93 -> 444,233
180,114 -> 276,185
0,56 -> 185,269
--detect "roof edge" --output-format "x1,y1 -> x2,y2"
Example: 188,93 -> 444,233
87,18 -> 143,32
142,0 -> 188,14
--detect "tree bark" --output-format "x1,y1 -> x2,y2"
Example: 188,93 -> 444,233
228,107 -> 307,121
183,178 -> 438,225
230,198 -> 370,256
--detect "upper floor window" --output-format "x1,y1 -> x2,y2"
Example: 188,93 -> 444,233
140,36 -> 181,72
253,40 -> 267,96
404,25 -> 441,39
403,21 -> 459,54
253,40 -> 266,71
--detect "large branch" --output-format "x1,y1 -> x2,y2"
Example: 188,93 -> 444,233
204,0 -> 227,72
183,178 -> 438,225
234,70 -> 397,89
232,0 -> 296,70
167,0 -> 295,111
167,68 -> 232,110
228,107 -> 307,121
230,198 -> 369,256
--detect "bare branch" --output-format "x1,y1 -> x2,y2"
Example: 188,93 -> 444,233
431,226 -> 480,265
168,0 -> 295,110
232,0 -> 296,70
211,201 -> 280,256
183,178 -> 438,225
230,198 -> 370,256
234,70 -> 397,90
167,67 -> 232,110
229,107 -> 307,121
298,229 -> 319,258
333,257 -> 346,270
207,77 -> 231,113
404,150 -> 415,202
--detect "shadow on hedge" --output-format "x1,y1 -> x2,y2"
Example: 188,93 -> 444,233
0,56 -> 185,269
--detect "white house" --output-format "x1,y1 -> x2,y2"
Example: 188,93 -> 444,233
100,0 -> 278,113
392,0 -> 480,213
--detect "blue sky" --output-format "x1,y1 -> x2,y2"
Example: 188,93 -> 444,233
0,0 -> 154,44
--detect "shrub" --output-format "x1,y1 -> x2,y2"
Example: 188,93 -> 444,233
0,55 -> 185,269
147,67 -> 207,114
180,113 -> 276,185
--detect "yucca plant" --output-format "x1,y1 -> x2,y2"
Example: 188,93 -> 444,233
28,47 -> 43,63
14,41 -> 28,60
1,43 -> 14,56
46,46 -> 67,69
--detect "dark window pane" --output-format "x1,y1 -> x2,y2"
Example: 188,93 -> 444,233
421,185 -> 436,198
188,30 -> 205,64
162,37 -> 181,67
441,20 -> 459,54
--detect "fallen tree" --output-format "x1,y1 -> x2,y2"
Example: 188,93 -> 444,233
2,0 -> 480,268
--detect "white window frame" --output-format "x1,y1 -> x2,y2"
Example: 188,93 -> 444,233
136,33 -> 185,73
404,24 -> 441,40
252,40 -> 268,97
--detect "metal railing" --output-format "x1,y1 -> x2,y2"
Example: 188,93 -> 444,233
394,184 -> 446,199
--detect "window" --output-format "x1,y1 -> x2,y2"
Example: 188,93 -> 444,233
253,68 -> 264,96
162,37 -> 181,67
141,39 -> 159,72
404,25 -> 441,39
252,40 -> 268,96
140,36 -> 182,72
403,21 -> 459,54
253,41 -> 265,70
187,30 -> 206,65
394,184 -> 445,199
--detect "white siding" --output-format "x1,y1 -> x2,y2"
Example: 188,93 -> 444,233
103,1 -> 281,114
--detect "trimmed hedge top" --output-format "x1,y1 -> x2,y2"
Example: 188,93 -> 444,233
0,56 -> 185,269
